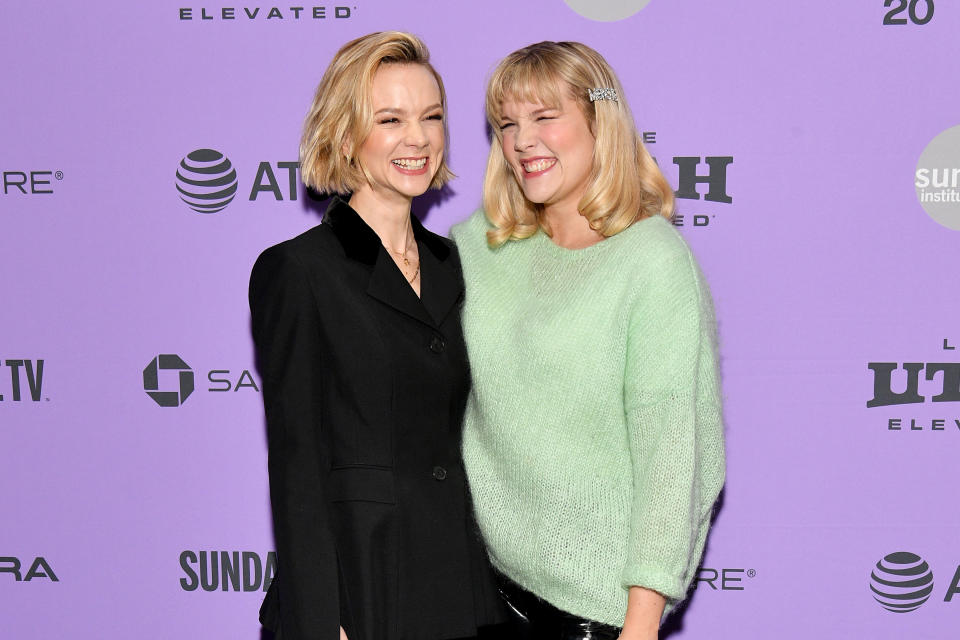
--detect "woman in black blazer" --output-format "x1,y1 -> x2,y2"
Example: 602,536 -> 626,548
250,32 -> 504,640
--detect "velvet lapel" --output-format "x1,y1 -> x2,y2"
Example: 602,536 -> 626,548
416,224 -> 462,327
366,251 -> 434,326
323,196 -> 461,328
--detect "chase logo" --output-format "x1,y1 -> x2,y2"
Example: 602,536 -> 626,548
143,354 -> 194,407
870,552 -> 934,613
175,149 -> 238,214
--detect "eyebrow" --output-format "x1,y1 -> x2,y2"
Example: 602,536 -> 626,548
374,103 -> 443,116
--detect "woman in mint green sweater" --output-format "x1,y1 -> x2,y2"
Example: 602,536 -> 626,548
451,41 -> 725,640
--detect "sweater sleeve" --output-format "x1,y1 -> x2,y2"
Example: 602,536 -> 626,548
619,243 -> 726,608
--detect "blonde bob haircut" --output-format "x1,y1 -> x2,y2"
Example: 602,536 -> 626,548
300,31 -> 452,195
483,41 -> 674,247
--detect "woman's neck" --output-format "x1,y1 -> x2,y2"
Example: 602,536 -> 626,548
543,202 -> 604,250
348,187 -> 414,250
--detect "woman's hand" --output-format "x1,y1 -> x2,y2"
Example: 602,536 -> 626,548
340,626 -> 349,640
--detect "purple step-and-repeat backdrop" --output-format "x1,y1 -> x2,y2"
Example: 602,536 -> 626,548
3,1 -> 959,637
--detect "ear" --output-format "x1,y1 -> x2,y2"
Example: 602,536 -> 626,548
341,136 -> 354,162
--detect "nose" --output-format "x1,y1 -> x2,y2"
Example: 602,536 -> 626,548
513,123 -> 535,152
404,119 -> 429,149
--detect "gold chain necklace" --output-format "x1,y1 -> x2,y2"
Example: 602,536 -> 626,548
383,234 -> 420,283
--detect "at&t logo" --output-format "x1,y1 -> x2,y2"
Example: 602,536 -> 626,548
143,354 -> 260,407
870,552 -> 934,612
175,148 -> 307,214
176,149 -> 238,213
870,551 -> 960,613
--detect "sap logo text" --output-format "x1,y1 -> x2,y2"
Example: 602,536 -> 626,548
179,6 -> 353,21
870,551 -> 960,613
0,556 -> 58,582
693,567 -> 754,591
2,171 -> 61,195
207,369 -> 260,393
143,354 -> 260,407
1,359 -> 45,402
180,550 -> 276,592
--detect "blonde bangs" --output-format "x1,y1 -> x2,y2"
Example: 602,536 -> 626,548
486,62 -> 566,128
482,41 -> 673,248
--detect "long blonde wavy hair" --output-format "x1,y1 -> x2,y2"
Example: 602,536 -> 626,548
483,41 -> 673,247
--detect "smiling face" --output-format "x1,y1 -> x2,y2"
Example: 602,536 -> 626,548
498,90 -> 596,215
354,63 -> 444,205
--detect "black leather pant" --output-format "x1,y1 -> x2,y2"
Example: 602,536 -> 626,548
497,576 -> 622,640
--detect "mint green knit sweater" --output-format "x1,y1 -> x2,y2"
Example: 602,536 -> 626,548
451,210 -> 725,626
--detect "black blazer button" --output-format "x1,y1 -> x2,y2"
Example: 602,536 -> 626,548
429,335 -> 446,354
432,466 -> 448,481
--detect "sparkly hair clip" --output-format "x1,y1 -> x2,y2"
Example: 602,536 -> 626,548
588,88 -> 618,103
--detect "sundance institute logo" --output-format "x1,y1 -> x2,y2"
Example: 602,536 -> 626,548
563,0 -> 653,21
175,148 -> 238,213
143,354 -> 194,407
915,124 -> 960,230
870,552 -> 934,613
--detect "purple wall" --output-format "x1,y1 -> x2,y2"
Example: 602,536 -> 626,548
3,1 -> 958,637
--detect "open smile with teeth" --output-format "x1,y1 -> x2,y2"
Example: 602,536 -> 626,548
392,158 -> 427,170
522,158 -> 557,174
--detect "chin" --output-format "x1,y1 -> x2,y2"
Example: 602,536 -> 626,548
397,182 -> 432,199
519,187 -> 552,205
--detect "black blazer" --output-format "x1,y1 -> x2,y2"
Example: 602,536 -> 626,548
249,198 -> 503,640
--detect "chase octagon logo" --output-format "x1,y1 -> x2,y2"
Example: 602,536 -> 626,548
143,354 -> 194,407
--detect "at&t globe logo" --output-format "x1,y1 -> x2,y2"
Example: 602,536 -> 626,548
870,551 -> 934,613
175,148 -> 238,213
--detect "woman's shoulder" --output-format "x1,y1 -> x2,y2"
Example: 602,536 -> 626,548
450,209 -> 492,243
620,214 -> 697,271
251,224 -> 337,282
449,209 -> 497,260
